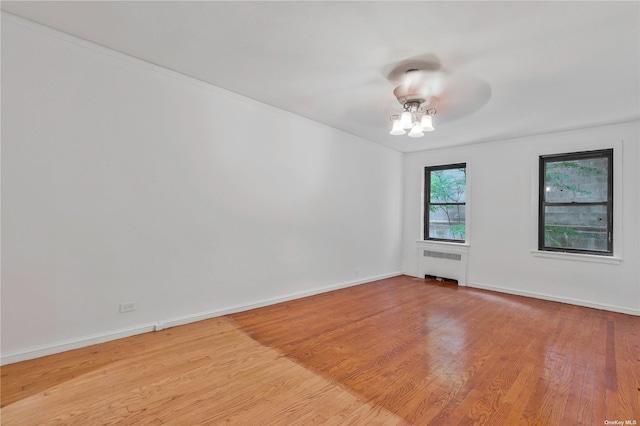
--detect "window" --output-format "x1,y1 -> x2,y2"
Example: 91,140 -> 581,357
424,163 -> 466,242
539,149 -> 613,255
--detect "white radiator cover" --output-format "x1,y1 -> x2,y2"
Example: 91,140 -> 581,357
417,241 -> 469,285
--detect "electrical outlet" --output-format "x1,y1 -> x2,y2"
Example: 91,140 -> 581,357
119,302 -> 136,313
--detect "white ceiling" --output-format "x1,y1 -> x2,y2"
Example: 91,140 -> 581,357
2,1 -> 639,153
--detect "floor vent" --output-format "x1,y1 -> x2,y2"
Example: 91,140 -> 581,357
423,250 -> 462,261
424,274 -> 459,284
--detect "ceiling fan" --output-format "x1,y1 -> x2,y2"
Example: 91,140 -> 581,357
384,55 -> 491,138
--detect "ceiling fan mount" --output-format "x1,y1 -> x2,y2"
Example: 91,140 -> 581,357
392,68 -> 440,108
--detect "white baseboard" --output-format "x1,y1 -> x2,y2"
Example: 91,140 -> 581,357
0,324 -> 158,366
0,272 -> 402,365
155,272 -> 402,331
467,281 -> 640,316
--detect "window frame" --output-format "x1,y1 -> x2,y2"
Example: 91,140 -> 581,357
424,162 -> 467,243
538,149 -> 613,256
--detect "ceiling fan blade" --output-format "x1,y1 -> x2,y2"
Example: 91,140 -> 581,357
433,74 -> 492,123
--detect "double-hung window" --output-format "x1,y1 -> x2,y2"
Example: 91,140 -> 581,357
424,163 -> 466,242
539,149 -> 613,255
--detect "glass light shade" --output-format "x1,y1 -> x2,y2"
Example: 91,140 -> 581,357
421,114 -> 434,131
389,119 -> 406,135
400,111 -> 413,129
408,122 -> 424,138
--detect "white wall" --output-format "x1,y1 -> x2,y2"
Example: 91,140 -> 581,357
402,121 -> 640,315
1,15 -> 403,363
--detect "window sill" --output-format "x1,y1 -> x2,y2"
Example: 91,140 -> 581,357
417,240 -> 470,253
531,250 -> 622,265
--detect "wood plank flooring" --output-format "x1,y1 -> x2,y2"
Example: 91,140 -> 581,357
2,275 -> 639,424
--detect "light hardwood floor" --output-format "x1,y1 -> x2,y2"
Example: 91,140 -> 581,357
2,276 -> 639,424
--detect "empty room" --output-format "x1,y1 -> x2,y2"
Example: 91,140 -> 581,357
1,1 -> 639,425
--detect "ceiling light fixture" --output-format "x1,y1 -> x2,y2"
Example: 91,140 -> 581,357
388,68 -> 438,138
389,102 -> 436,137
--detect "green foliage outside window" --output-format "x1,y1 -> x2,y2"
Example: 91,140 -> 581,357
428,167 -> 466,240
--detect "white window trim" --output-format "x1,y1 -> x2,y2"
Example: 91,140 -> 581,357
416,239 -> 470,251
530,139 -> 623,261
420,160 -> 471,245
531,249 -> 622,264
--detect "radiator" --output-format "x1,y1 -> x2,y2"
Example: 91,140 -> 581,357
417,244 -> 469,286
